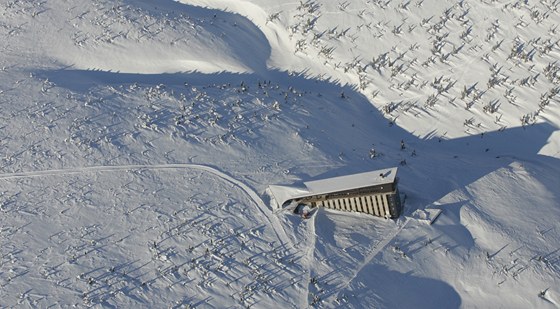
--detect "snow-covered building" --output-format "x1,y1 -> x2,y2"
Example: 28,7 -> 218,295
268,167 -> 402,218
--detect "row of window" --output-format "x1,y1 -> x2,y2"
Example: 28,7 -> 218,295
322,184 -> 396,200
317,194 -> 393,217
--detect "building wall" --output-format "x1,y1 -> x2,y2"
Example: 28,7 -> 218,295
313,191 -> 401,218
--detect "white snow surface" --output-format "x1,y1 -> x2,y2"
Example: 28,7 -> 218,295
304,167 -> 397,195
1,0 -> 559,308
268,167 -> 398,208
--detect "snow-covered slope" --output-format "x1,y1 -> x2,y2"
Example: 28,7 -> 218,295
0,0 -> 559,308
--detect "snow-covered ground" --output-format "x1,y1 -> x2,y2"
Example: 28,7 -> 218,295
0,0 -> 559,307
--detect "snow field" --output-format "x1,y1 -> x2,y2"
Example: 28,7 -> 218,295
0,0 -> 558,307
0,168 -> 303,308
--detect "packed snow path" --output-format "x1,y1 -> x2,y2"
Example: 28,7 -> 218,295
0,163 -> 309,307
339,217 -> 410,293
0,164 -> 292,248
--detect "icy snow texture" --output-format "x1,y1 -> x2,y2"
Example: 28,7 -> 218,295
0,0 -> 559,308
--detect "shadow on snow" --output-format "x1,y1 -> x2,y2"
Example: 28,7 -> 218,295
36,2 -> 560,308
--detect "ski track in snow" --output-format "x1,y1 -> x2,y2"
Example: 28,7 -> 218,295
302,210 -> 317,308
0,164 -> 294,249
339,217 -> 410,292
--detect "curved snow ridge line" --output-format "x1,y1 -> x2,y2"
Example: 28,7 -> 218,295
0,163 -> 293,247
180,0 -> 292,64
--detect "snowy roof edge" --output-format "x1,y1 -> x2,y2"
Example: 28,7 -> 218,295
267,185 -> 310,209
268,167 -> 398,208
304,167 -> 398,196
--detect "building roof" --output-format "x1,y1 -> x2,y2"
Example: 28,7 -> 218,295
268,167 -> 398,209
303,167 -> 397,196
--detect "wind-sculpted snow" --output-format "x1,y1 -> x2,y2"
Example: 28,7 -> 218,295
3,56 -> 559,308
1,0 -> 559,307
22,0 -> 271,74
188,0 -> 560,140
0,167 -> 303,308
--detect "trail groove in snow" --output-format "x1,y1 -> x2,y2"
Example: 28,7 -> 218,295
302,210 -> 318,308
0,164 -> 292,247
339,217 -> 409,291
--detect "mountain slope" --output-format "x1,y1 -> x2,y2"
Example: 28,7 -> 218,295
0,0 -> 559,308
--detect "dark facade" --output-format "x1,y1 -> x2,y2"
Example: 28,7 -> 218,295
296,181 -> 402,218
